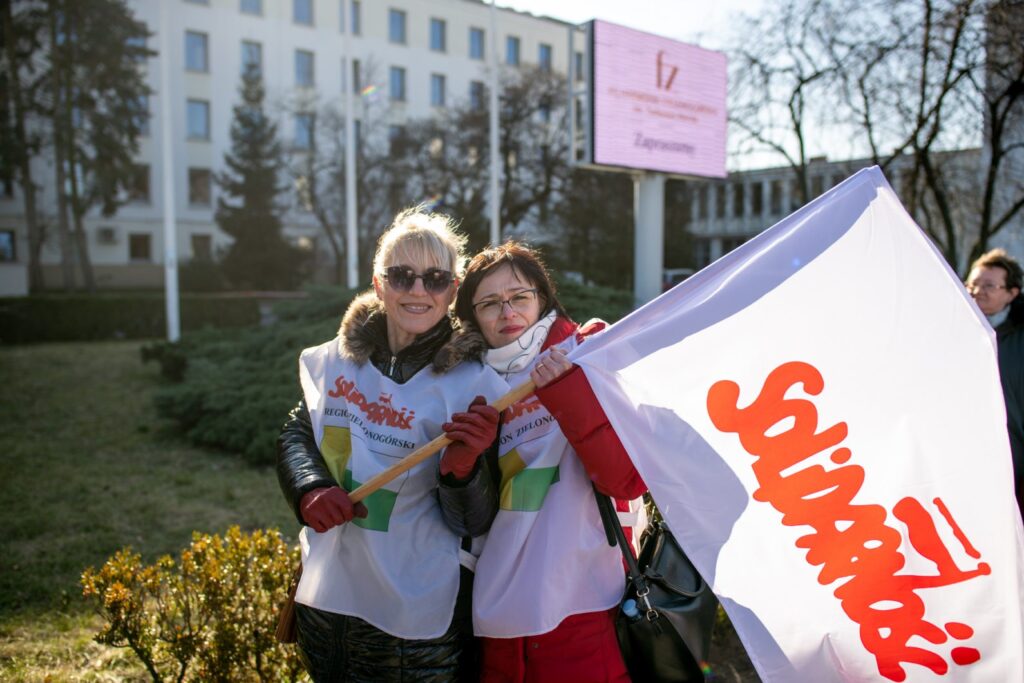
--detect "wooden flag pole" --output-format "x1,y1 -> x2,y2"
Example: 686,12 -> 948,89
349,379 -> 537,503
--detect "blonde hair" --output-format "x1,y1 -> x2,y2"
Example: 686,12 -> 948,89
373,207 -> 468,278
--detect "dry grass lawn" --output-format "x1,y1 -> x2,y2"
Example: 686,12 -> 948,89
0,340 -> 296,681
0,339 -> 759,682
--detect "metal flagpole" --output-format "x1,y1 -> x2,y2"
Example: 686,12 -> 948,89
158,0 -> 180,341
342,0 -> 359,288
488,0 -> 500,246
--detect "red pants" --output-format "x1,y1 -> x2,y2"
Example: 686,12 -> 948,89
479,608 -> 630,683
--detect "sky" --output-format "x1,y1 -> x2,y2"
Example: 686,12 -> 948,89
496,0 -> 764,51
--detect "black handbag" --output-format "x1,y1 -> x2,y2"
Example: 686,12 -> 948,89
595,492 -> 719,683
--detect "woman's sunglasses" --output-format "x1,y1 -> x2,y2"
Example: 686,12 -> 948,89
383,265 -> 454,294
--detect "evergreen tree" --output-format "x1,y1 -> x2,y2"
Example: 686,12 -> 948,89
53,0 -> 153,291
216,66 -> 303,290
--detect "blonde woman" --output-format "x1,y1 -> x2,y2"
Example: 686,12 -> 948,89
276,208 -> 508,681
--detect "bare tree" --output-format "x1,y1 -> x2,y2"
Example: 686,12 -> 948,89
285,59 -> 408,285
396,65 -> 571,254
1,0 -> 47,291
728,0 -> 849,204
733,0 -> 1024,273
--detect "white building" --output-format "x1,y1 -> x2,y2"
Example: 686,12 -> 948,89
0,0 -> 578,294
683,150 -> 1024,275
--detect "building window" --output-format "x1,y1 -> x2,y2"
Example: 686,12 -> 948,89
538,102 -> 550,123
694,238 -> 711,268
389,9 -> 406,44
345,58 -> 362,93
295,49 -> 314,87
506,36 -> 520,66
575,51 -> 584,81
389,66 -> 406,101
770,179 -> 783,214
469,27 -> 484,60
696,186 -> 707,219
0,230 -> 16,262
134,95 -> 150,136
341,0 -> 361,34
187,99 -> 210,140
126,34 -> 148,63
240,0 -> 261,15
129,233 -> 151,262
469,80 -> 484,111
191,233 -> 213,261
430,18 -> 446,52
732,183 -> 744,217
715,184 -> 726,219
241,40 -> 262,76
431,73 -> 446,107
790,178 -> 802,211
811,174 -> 824,198
129,164 -> 150,202
293,0 -> 313,25
295,113 -> 314,149
188,167 -> 212,206
723,236 -> 746,253
539,43 -> 552,71
752,182 -> 763,216
388,124 -> 407,156
185,31 -> 208,72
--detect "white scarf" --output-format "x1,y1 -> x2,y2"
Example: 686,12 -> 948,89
484,310 -> 558,375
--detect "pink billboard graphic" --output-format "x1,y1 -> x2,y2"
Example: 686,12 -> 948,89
591,20 -> 727,178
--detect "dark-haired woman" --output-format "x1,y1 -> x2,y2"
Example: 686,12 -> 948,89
454,242 -> 647,683
276,208 -> 509,682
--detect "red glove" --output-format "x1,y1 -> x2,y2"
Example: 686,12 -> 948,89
440,395 -> 500,479
299,486 -> 368,532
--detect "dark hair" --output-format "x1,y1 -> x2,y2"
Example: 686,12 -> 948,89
971,248 -> 1024,292
455,241 -> 568,326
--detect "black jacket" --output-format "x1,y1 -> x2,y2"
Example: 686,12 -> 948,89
996,296 -> 1024,519
276,291 -> 499,538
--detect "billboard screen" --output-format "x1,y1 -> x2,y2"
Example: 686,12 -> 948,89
591,20 -> 727,178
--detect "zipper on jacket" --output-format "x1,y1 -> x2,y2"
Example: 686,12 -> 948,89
387,355 -> 397,378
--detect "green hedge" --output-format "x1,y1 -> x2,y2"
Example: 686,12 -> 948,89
151,281 -> 632,466
0,293 -> 263,344
149,287 -> 356,465
555,277 -> 634,324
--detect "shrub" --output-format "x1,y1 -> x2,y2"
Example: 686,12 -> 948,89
149,279 -> 632,466
180,259 -> 228,292
149,288 -> 356,465
81,526 -> 304,682
0,293 -> 261,343
555,277 -> 634,324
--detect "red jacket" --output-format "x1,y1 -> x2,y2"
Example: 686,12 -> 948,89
479,317 -> 645,683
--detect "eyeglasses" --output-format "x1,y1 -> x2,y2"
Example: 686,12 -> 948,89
383,265 -> 454,294
965,281 -> 1007,294
472,288 -> 539,319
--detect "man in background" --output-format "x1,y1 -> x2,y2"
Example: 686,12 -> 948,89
967,248 -> 1024,521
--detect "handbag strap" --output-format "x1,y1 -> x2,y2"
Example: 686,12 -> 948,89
594,489 -> 654,614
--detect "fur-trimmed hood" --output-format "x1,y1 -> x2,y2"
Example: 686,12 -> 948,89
337,291 -> 489,375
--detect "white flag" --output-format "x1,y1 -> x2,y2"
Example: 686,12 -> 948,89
571,167 -> 1024,682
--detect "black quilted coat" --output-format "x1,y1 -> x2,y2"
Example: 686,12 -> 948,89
276,292 -> 499,682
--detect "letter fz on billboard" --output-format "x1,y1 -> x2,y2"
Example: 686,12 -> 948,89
590,20 -> 727,178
